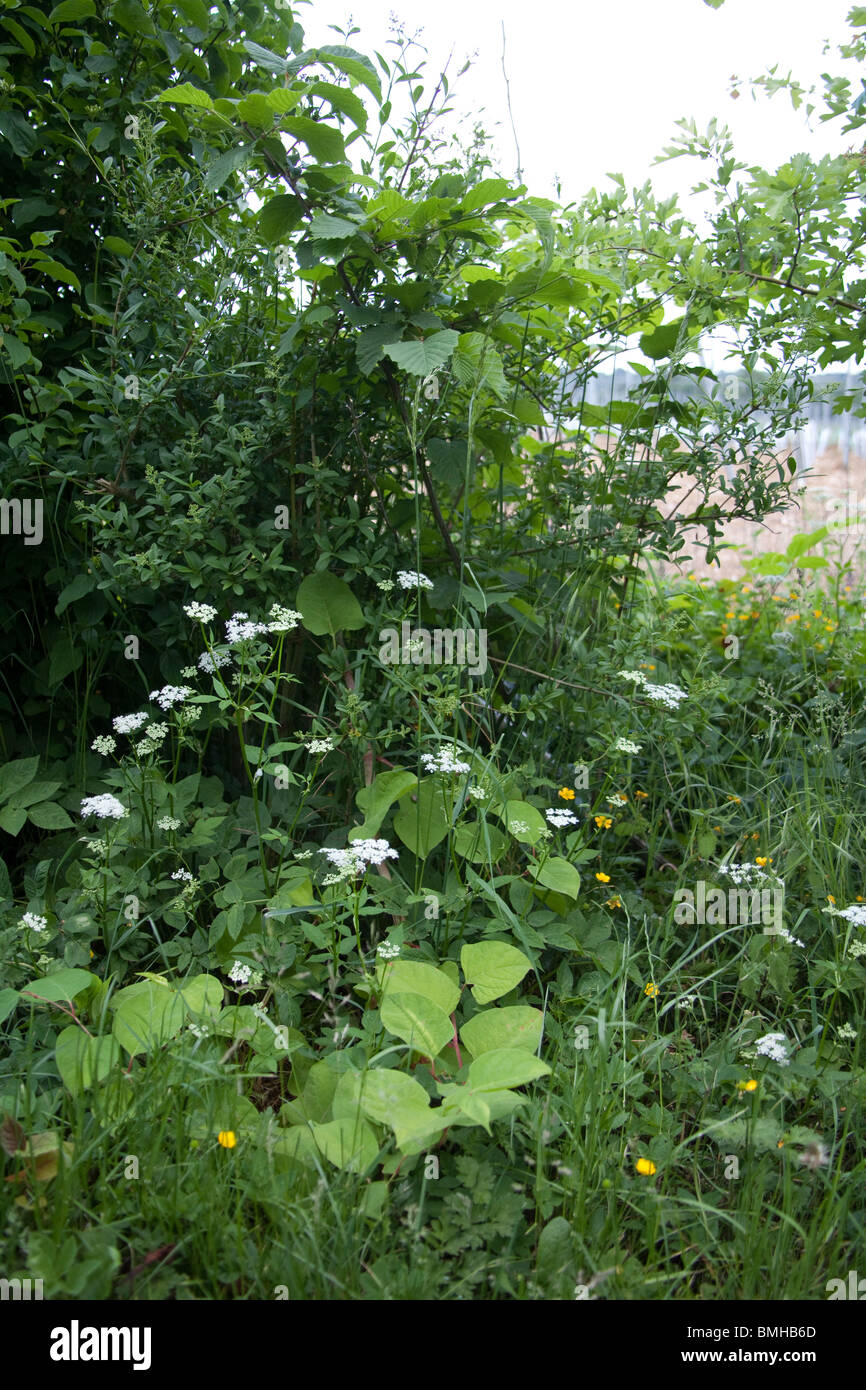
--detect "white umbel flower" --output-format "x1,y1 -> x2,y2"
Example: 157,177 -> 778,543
149,685 -> 193,711
421,749 -> 471,776
184,602 -> 217,622
754,1032 -> 790,1065
546,807 -> 579,828
113,712 -> 148,734
80,793 -> 127,820
396,570 -> 434,590
20,912 -> 47,932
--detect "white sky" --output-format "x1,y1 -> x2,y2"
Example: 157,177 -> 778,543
301,0 -> 860,206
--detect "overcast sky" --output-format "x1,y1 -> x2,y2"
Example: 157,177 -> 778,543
302,0 -> 860,206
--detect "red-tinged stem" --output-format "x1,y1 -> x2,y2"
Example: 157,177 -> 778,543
451,1014 -> 463,1069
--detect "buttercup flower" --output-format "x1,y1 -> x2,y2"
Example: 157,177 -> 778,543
558,787 -> 575,801
644,982 -> 659,998
737,1079 -> 758,1092
217,1131 -> 237,1149
635,1158 -> 657,1176
595,872 -> 611,883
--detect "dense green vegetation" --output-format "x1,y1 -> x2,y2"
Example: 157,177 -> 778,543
0,0 -> 864,1301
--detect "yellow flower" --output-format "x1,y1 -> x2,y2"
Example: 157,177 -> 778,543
594,815 -> 613,829
558,787 -> 575,801
737,1079 -> 758,1092
727,795 -> 740,803
726,610 -> 735,619
217,1131 -> 237,1149
644,982 -> 659,998
755,855 -> 771,866
596,871 -> 611,883
605,896 -> 622,908
827,894 -> 836,904
635,1158 -> 657,1176
813,609 -> 822,618
635,790 -> 648,799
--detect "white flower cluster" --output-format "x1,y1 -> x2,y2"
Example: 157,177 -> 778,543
607,794 -> 627,808
113,712 -> 148,734
376,579 -> 395,593
775,927 -> 805,948
184,602 -> 218,623
171,868 -> 193,882
754,1032 -> 790,1065
509,820 -> 530,835
614,738 -> 642,754
848,939 -> 866,959
149,685 -> 193,711
225,612 -> 269,644
719,861 -> 776,887
198,650 -> 233,674
91,734 -> 116,755
157,816 -> 181,831
228,960 -> 252,985
319,838 -> 399,882
267,603 -> 302,633
421,749 -> 471,776
837,1022 -> 857,1041
467,785 -> 487,800
136,722 -> 169,756
306,737 -> 335,755
621,669 -> 688,709
546,807 -> 579,828
188,1021 -> 210,1039
377,940 -> 401,960
397,570 -> 434,590
837,903 -> 866,928
20,912 -> 47,932
80,793 -> 128,820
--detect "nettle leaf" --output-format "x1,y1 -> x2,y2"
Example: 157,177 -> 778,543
459,1006 -> 543,1057
533,856 -> 581,900
376,959 -> 460,1015
295,571 -> 366,636
460,940 -> 532,1004
383,330 -> 459,377
204,144 -> 253,194
379,991 -> 454,1058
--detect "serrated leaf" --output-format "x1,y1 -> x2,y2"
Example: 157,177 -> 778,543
282,116 -> 345,164
308,212 -> 361,240
383,330 -> 459,377
258,193 -> 304,244
156,82 -> 214,109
